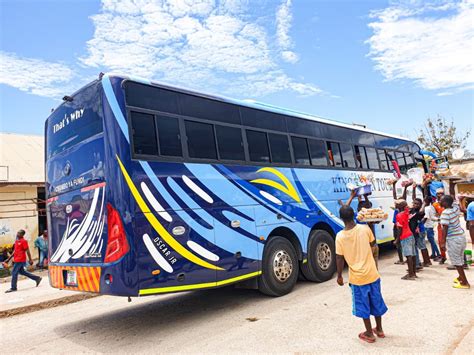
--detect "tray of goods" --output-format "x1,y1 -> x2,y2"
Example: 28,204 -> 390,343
356,208 -> 389,222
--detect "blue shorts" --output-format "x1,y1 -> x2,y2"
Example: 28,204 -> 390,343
350,278 -> 388,319
401,235 -> 416,257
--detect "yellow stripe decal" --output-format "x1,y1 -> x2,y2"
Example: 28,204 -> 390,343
139,271 -> 262,295
250,167 -> 301,203
117,155 -> 223,271
376,236 -> 395,244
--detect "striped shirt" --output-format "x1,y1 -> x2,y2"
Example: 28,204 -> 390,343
440,205 -> 464,239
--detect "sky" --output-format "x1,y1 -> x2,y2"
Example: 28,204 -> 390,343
0,0 -> 473,151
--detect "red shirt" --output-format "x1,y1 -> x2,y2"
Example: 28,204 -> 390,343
396,209 -> 412,240
13,238 -> 29,262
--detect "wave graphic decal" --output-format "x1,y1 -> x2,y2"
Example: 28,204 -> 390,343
307,190 -> 344,228
51,186 -> 106,263
186,240 -> 220,261
143,233 -> 174,273
182,175 -> 214,204
141,182 -> 173,222
117,155 -> 224,271
250,167 -> 301,203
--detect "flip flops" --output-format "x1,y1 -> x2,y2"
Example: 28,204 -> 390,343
358,332 -> 376,343
372,328 -> 386,338
452,283 -> 470,289
401,274 -> 416,280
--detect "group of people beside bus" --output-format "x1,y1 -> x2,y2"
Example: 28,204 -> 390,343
392,179 -> 471,288
335,176 -> 473,343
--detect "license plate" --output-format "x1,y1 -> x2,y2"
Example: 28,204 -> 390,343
66,270 -> 77,286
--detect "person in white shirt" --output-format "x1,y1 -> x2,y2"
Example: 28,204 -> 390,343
422,196 -> 441,260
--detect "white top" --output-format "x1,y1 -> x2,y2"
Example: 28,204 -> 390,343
424,205 -> 438,228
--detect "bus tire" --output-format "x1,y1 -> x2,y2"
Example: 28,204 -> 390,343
301,230 -> 336,282
258,236 -> 298,297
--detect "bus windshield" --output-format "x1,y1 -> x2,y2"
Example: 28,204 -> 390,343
46,81 -> 103,158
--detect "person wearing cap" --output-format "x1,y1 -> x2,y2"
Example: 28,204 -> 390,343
34,230 -> 48,269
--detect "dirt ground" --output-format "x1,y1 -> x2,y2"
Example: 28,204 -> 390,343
0,246 -> 472,354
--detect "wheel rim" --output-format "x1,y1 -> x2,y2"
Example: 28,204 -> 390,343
316,242 -> 332,271
273,250 -> 293,282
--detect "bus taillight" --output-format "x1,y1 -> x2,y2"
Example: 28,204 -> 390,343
105,203 -> 129,263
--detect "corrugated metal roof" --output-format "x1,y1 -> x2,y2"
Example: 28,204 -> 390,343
0,133 -> 44,183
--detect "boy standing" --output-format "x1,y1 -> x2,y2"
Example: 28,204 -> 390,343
3,230 -> 42,293
336,206 -> 388,343
440,196 -> 470,289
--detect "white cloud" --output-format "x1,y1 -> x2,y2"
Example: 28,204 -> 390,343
0,51 -> 77,98
80,0 -> 315,96
367,0 -> 474,93
276,0 -> 298,63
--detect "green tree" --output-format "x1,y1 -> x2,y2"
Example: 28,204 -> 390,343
417,115 -> 470,159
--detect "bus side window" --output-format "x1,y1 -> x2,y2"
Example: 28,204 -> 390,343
340,143 -> 356,168
365,147 -> 379,170
185,120 -> 217,160
246,130 -> 270,163
156,115 -> 182,157
396,151 -> 407,173
377,149 -> 389,170
405,153 -> 416,169
308,139 -> 328,166
269,133 -> 291,164
291,136 -> 310,165
354,146 -> 368,169
215,125 -> 245,161
326,142 -> 342,167
130,111 -> 158,156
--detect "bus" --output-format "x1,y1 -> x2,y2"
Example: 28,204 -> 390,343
45,73 -> 424,297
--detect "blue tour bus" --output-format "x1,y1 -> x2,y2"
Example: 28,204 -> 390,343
45,74 -> 424,297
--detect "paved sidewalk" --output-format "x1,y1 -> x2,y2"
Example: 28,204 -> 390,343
0,270 -> 96,317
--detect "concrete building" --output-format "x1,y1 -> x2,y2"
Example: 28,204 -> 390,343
0,133 -> 46,250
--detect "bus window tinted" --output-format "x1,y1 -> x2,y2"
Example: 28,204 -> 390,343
378,149 -> 389,170
269,133 -> 291,164
365,147 -> 379,170
131,111 -> 158,156
179,94 -> 241,125
157,115 -> 182,157
246,130 -> 270,163
327,142 -> 342,167
355,146 -> 368,169
405,153 -> 416,169
216,125 -> 245,161
309,139 -> 328,166
340,143 -> 356,168
125,81 -> 179,114
185,121 -> 217,159
395,152 -> 407,173
291,137 -> 310,165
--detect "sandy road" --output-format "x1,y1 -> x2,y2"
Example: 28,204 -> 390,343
1,248 -> 472,354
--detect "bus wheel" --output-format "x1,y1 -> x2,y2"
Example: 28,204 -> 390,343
258,236 -> 298,297
301,230 -> 336,282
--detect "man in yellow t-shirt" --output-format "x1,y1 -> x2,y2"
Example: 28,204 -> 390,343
336,205 -> 388,343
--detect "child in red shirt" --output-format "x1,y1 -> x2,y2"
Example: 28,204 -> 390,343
395,201 -> 417,280
3,229 -> 42,293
